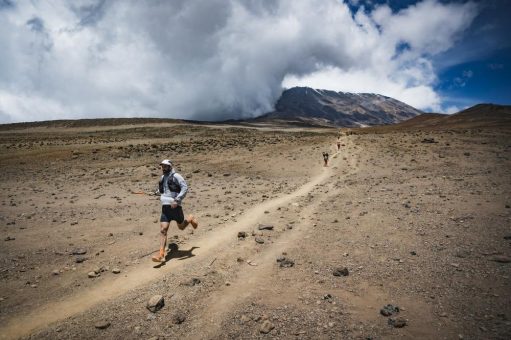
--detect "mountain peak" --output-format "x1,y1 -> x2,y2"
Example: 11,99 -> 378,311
259,86 -> 423,127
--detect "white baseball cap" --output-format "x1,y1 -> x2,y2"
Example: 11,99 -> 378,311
160,159 -> 172,166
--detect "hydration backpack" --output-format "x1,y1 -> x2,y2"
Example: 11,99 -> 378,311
159,173 -> 182,193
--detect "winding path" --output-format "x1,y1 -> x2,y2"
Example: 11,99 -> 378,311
1,144 -> 347,340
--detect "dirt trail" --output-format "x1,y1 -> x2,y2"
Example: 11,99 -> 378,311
186,150 -> 356,339
0,143 -> 345,340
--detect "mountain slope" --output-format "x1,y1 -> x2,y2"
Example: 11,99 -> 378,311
255,87 -> 423,127
348,104 -> 511,133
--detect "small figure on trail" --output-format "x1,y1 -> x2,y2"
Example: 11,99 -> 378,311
322,152 -> 329,167
336,138 -> 341,151
152,159 -> 198,263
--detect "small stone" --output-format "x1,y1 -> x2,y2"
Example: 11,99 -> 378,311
52,270 -> 60,276
380,304 -> 400,317
241,315 -> 250,324
333,267 -> 349,277
258,224 -> 274,230
388,318 -> 407,328
260,320 -> 275,334
181,278 -> 201,286
75,256 -> 87,263
72,248 -> 87,255
255,237 -> 265,244
112,268 -> 121,274
88,272 -> 98,278
492,255 -> 511,263
238,231 -> 247,239
173,313 -> 186,324
147,295 -> 164,313
279,258 -> 295,268
94,321 -> 111,329
4,236 -> 15,241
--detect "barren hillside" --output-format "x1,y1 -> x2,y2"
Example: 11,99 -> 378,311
0,118 -> 510,339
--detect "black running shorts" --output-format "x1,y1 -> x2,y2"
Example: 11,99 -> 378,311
160,205 -> 184,223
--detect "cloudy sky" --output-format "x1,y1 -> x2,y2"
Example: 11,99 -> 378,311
0,0 -> 509,123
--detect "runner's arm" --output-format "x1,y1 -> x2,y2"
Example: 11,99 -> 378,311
173,173 -> 188,203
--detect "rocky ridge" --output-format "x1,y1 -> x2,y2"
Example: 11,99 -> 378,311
255,86 -> 423,127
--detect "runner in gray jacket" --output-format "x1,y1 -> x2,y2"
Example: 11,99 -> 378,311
152,159 -> 198,263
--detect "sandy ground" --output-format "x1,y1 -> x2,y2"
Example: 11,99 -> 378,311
0,121 -> 510,339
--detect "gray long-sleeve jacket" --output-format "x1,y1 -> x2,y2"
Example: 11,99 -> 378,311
157,170 -> 188,206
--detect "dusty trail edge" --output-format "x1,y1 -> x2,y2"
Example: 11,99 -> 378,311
187,153 -> 356,339
1,147 -> 344,340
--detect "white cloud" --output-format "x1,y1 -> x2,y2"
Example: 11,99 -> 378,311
0,0 -> 478,123
445,105 -> 462,114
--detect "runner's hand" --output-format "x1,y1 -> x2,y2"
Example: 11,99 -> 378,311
170,202 -> 178,209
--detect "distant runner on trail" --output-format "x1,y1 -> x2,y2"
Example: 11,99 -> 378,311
336,138 -> 341,151
152,159 -> 198,263
322,152 -> 329,166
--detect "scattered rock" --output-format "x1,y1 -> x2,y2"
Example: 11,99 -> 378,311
238,231 -> 247,239
173,312 -> 186,324
71,248 -> 87,255
181,278 -> 201,287
147,295 -> 164,313
88,271 -> 98,278
380,304 -> 400,317
277,257 -> 295,268
260,320 -> 275,334
94,321 -> 111,329
333,267 -> 349,277
4,236 -> 15,241
491,255 -> 511,263
255,237 -> 265,244
421,138 -> 437,143
258,224 -> 274,231
112,268 -> 121,274
75,256 -> 87,263
388,318 -> 407,328
323,293 -> 333,301
52,269 -> 60,276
